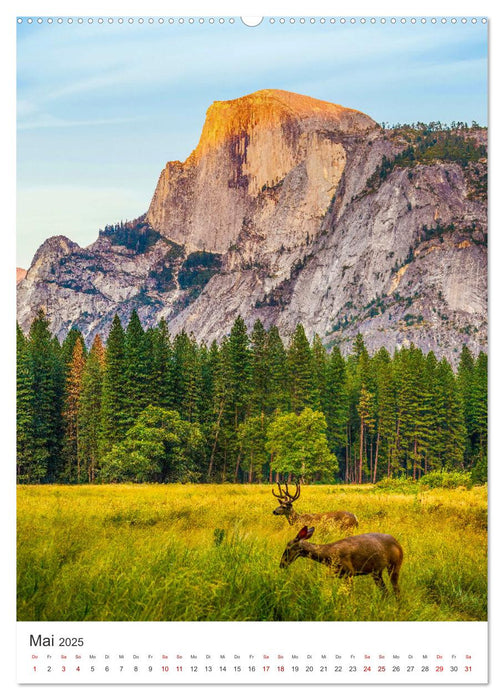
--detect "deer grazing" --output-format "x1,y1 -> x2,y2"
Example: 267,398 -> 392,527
272,482 -> 358,530
280,526 -> 403,596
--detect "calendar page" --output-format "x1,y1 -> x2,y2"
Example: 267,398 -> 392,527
14,2 -> 490,691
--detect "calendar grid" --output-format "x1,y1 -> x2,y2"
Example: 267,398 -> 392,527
17,621 -> 488,684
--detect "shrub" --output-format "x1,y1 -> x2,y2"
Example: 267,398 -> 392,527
375,475 -> 419,493
419,471 -> 472,489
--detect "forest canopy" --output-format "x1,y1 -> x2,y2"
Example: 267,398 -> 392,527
16,311 -> 487,485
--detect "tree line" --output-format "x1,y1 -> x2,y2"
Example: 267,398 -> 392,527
16,310 -> 487,485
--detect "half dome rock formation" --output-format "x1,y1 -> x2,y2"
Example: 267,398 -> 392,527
147,89 -> 377,253
17,89 -> 487,364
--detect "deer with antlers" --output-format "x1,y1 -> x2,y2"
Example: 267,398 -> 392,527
272,482 -> 358,530
280,525 -> 403,597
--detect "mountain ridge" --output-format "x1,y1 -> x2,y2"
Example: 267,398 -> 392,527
16,89 -> 487,364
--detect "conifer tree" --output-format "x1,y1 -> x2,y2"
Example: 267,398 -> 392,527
124,310 -> 152,428
173,330 -> 202,423
420,350 -> 440,473
16,324 -> 35,481
357,386 -> 374,483
407,347 -> 431,479
78,335 -> 105,482
287,324 -> 319,413
346,333 -> 372,482
457,346 -> 476,461
250,319 -> 269,417
60,327 -> 86,370
471,352 -> 487,480
207,336 -> 231,481
150,319 -> 174,409
63,337 -> 86,481
26,310 -> 65,481
433,358 -> 466,470
227,316 -> 252,427
101,314 -> 127,450
311,334 -> 328,407
237,415 -> 270,483
371,347 -> 396,480
199,340 -> 220,425
322,345 -> 348,464
265,325 -> 289,413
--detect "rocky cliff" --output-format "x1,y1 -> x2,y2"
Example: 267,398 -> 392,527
17,89 -> 487,363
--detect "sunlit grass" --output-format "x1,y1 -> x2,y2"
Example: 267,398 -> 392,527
17,483 -> 487,622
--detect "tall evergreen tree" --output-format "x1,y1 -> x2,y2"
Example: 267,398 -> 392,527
60,327 -> 86,369
124,310 -> 152,428
237,415 -> 270,483
149,319 -> 174,409
63,337 -> 86,482
265,325 -> 289,413
16,324 -> 35,481
311,334 -> 328,406
101,314 -> 127,450
26,310 -> 65,481
173,330 -> 202,423
322,346 -> 348,468
207,336 -> 231,481
471,351 -> 488,480
357,386 -> 374,483
372,348 -> 397,480
432,358 -> 466,470
250,319 -> 269,417
78,335 -> 105,482
287,324 -> 319,413
226,316 -> 252,427
345,333 -> 372,483
200,340 -> 220,425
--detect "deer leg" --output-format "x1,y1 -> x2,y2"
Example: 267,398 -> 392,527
388,565 -> 401,598
372,571 -> 387,593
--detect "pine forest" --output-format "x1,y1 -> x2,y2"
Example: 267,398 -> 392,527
16,310 -> 487,487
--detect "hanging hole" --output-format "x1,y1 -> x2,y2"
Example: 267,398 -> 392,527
241,16 -> 263,27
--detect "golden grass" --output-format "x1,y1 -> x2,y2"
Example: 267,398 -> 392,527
17,483 -> 487,622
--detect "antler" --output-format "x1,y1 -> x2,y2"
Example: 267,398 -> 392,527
272,481 -> 289,503
284,482 -> 301,503
276,481 -> 300,503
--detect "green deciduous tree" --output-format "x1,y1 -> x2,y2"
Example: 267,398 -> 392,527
266,408 -> 337,482
100,406 -> 204,483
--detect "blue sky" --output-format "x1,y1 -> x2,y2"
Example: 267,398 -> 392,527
16,18 -> 488,268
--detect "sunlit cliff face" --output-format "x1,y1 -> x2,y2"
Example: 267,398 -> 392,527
191,88 -> 374,166
147,89 -> 377,252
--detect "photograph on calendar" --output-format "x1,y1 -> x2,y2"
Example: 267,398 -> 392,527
16,17 -> 487,625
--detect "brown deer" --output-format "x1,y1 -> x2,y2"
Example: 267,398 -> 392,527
280,525 -> 403,596
272,482 -> 358,530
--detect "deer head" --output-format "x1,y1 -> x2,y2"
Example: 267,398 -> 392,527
280,525 -> 315,568
272,481 -> 301,516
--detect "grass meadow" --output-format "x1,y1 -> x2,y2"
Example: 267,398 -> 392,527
17,483 -> 487,622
